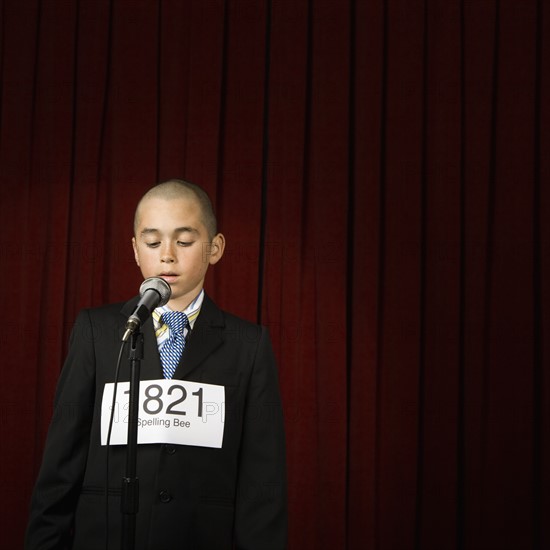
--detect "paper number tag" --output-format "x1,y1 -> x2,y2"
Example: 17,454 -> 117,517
101,379 -> 225,448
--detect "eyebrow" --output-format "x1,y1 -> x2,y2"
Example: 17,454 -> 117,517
140,227 -> 199,236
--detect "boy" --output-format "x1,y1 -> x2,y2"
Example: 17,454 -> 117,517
25,180 -> 287,549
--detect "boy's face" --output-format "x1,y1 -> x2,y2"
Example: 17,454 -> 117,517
132,195 -> 224,310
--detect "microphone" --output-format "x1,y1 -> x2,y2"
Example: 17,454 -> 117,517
122,277 -> 171,342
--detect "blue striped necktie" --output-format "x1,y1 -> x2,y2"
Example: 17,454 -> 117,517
159,311 -> 189,379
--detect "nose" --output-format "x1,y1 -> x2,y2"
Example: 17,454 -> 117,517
160,242 -> 176,263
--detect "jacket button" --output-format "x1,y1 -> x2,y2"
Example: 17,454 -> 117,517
159,490 -> 172,503
164,444 -> 176,454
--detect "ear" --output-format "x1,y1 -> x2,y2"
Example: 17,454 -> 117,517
207,233 -> 226,265
132,237 -> 140,266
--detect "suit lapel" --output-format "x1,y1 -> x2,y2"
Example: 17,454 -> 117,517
174,293 -> 225,380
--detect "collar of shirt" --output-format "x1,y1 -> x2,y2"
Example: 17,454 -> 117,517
152,289 -> 205,345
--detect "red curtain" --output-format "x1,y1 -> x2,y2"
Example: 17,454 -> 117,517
1,1 -> 549,548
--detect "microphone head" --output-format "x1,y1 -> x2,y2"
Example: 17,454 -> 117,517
139,277 -> 171,307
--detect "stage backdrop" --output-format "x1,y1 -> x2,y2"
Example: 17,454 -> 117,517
0,0 -> 548,549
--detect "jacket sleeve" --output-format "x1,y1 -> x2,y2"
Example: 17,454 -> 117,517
234,327 -> 288,550
25,309 -> 97,550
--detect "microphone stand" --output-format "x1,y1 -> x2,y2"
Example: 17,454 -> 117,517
120,330 -> 143,550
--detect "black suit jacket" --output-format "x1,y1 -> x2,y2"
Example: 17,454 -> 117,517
25,294 -> 287,549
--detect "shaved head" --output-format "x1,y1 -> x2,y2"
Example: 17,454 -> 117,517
134,179 -> 217,239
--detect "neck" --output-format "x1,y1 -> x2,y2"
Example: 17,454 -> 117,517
166,287 -> 203,312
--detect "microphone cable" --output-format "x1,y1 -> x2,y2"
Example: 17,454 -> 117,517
104,338 -> 127,550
